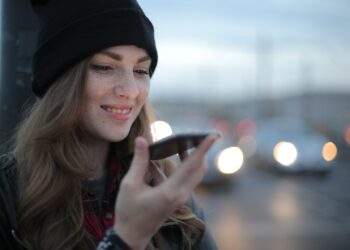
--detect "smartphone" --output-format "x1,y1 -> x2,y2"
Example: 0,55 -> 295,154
124,132 -> 219,161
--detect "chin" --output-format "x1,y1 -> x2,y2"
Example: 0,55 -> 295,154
104,129 -> 131,143
104,134 -> 127,143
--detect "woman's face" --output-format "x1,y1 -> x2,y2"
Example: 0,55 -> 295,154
81,45 -> 151,143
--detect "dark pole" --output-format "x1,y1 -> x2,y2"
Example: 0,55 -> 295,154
0,0 -> 38,152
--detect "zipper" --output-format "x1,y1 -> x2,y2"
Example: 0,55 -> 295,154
11,229 -> 27,248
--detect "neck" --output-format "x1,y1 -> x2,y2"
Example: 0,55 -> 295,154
85,139 -> 110,179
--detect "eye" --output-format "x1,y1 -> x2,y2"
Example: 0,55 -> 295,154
134,68 -> 150,76
89,64 -> 113,73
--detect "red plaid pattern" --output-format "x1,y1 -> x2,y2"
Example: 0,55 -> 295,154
83,157 -> 120,243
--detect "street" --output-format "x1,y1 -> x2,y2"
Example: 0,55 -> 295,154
195,162 -> 350,250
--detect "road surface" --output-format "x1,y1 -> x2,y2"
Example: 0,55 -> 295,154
196,161 -> 350,250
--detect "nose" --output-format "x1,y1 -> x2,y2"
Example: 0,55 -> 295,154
114,71 -> 139,99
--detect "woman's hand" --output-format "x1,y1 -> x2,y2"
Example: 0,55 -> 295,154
113,135 -> 218,250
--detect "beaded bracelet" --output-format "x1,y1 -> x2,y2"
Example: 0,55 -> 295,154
96,228 -> 132,250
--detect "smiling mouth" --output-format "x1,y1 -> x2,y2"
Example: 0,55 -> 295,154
101,105 -> 132,115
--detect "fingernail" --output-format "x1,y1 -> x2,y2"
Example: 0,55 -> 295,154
210,132 -> 221,139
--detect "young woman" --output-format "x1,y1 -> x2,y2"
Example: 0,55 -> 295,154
0,1 -> 218,249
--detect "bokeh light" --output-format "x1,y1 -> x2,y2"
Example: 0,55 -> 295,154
343,124 -> 350,145
150,120 -> 173,141
238,135 -> 257,158
322,142 -> 337,162
273,141 -> 298,166
216,147 -> 244,174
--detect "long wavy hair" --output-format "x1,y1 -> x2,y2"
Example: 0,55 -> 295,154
14,59 -> 205,250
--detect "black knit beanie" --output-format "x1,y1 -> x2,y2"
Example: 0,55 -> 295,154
30,0 -> 157,97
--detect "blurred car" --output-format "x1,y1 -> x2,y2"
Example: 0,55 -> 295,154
252,117 -> 337,174
203,136 -> 244,186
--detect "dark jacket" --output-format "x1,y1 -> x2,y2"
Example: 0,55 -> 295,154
0,153 -> 217,249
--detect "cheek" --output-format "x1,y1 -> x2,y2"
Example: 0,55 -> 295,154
85,78 -> 108,100
138,82 -> 150,103
82,102 -> 99,127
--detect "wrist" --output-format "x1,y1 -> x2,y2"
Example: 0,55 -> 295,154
96,228 -> 132,250
113,223 -> 150,250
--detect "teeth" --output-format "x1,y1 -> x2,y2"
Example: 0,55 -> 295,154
106,107 -> 131,114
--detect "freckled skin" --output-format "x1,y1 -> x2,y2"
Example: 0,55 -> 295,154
80,45 -> 151,143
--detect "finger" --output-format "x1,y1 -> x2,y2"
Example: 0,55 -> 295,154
163,135 -> 219,191
149,161 -> 167,185
178,151 -> 189,162
126,137 -> 150,183
195,134 -> 220,156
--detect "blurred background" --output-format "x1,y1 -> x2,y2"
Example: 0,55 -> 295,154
1,0 -> 350,249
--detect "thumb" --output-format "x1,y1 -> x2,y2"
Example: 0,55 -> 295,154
127,137 -> 150,183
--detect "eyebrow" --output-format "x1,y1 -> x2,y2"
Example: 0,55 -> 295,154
100,50 -> 151,63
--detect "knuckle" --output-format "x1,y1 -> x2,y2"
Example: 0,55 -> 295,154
132,158 -> 147,168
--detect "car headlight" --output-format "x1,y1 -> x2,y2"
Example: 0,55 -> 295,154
216,147 -> 244,174
273,141 -> 298,166
322,141 -> 337,161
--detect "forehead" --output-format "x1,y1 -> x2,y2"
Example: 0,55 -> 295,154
93,45 -> 150,61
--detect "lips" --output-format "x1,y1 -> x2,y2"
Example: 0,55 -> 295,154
103,106 -> 131,114
101,105 -> 133,120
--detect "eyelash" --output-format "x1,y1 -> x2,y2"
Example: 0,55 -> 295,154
90,64 -> 150,76
134,69 -> 150,76
90,64 -> 113,73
